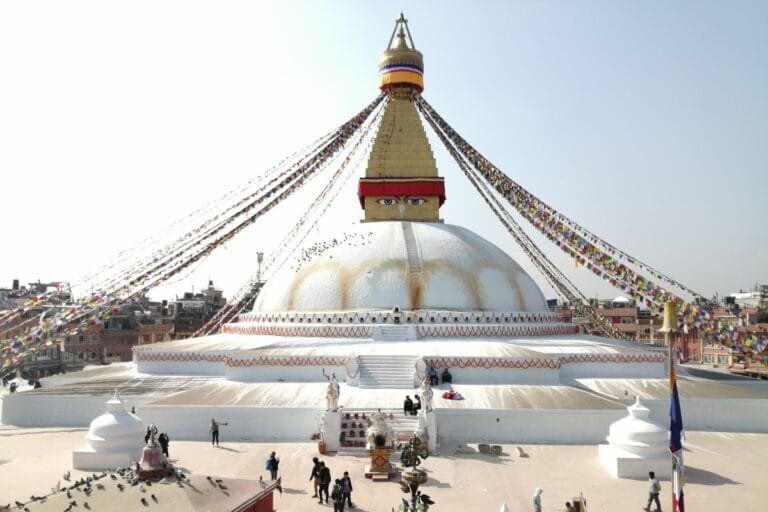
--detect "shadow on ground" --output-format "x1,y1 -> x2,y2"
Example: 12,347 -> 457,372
685,466 -> 741,486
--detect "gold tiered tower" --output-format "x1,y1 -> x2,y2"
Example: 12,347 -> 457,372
358,13 -> 445,222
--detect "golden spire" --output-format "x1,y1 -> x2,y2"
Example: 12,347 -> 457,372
358,14 -> 445,223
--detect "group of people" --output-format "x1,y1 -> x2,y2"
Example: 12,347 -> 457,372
427,366 -> 452,386
403,394 -> 421,416
143,425 -> 170,457
309,457 -> 353,510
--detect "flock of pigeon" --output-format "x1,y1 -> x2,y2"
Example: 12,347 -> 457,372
290,231 -> 377,273
2,466 -> 195,512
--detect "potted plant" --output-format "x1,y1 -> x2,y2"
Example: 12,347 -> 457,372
318,432 -> 327,454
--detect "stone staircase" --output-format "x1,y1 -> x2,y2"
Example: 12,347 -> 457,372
372,325 -> 416,341
401,222 -> 422,274
339,408 -> 420,450
358,354 -> 419,389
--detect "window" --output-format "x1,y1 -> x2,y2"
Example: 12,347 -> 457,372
717,355 -> 729,364
703,354 -> 714,363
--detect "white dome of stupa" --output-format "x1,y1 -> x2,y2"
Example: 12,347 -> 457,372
84,390 -> 145,453
605,397 -> 667,457
254,221 -> 547,312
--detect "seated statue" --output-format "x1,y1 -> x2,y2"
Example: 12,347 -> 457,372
441,368 -> 452,384
365,409 -> 394,450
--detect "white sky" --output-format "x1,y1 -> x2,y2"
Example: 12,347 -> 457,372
1,1 -> 766,303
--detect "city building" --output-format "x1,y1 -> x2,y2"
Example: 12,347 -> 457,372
0,279 -> 72,378
62,297 -> 174,371
172,281 -> 227,339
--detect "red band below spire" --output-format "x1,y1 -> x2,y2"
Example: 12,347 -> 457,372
358,177 -> 446,208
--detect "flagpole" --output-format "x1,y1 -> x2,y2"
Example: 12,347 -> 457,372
660,300 -> 684,512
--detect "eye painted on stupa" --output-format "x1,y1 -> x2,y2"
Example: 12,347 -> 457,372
407,198 -> 426,206
378,198 -> 396,206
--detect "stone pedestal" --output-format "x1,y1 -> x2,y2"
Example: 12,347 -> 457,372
418,411 -> 437,452
138,440 -> 172,478
73,390 -> 144,471
364,447 -> 396,480
321,411 -> 342,452
599,397 -> 668,479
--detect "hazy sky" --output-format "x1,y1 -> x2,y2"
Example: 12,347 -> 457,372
1,1 -> 766,303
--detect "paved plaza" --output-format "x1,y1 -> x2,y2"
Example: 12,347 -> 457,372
0,425 -> 765,511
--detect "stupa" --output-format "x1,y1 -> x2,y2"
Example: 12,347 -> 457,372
4,14 -> 766,447
73,390 -> 144,470
598,397 -> 668,478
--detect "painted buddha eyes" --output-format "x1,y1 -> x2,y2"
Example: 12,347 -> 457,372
377,197 -> 427,206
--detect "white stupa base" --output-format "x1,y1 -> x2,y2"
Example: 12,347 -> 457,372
598,444 -> 668,479
73,446 -> 142,471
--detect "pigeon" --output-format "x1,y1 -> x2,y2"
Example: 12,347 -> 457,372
145,481 -> 152,486
95,483 -> 105,490
215,479 -> 223,483
83,502 -> 90,510
110,474 -> 117,480
14,501 -> 23,508
151,494 -> 158,503
140,497 -> 148,506
66,491 -> 72,499
117,483 -> 124,491
218,483 -> 228,490
63,471 -> 71,482
139,484 -> 146,493
206,476 -> 213,481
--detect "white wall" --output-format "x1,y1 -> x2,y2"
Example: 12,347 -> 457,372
435,409 -> 626,444
436,366 -> 560,385
225,364 -> 346,383
136,358 -> 226,375
138,406 -> 323,442
1,394 -> 156,427
560,362 -> 666,380
641,398 -> 768,432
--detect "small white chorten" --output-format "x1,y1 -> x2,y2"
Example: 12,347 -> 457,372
73,390 -> 145,470
598,397 -> 669,478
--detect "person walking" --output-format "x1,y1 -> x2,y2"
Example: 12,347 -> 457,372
341,470 -> 353,508
309,457 -> 321,498
644,471 -> 662,512
267,451 -> 280,480
318,461 -> 331,504
158,432 -> 170,457
532,487 -> 543,512
331,478 -> 345,512
209,418 -> 227,446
